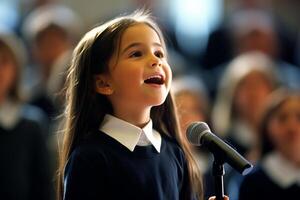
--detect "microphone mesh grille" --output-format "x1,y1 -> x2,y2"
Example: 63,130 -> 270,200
187,122 -> 210,145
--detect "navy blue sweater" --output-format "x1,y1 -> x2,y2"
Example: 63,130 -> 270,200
64,131 -> 194,200
239,165 -> 300,200
0,118 -> 52,200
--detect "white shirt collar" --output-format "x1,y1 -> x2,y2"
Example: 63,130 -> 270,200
262,151 -> 300,188
99,114 -> 162,153
0,99 -> 22,130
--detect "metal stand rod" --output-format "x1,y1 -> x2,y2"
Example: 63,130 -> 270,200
212,160 -> 225,200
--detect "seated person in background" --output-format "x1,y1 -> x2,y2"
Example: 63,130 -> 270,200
0,27 -> 53,200
212,52 -> 279,161
211,52 -> 280,200
22,3 -> 83,119
172,75 -> 210,135
239,89 -> 300,200
172,75 -> 214,199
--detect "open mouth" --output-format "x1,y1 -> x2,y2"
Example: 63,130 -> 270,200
144,75 -> 165,85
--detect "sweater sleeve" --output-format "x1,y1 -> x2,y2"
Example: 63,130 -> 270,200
63,147 -> 108,200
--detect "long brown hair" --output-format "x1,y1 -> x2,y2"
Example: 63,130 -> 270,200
57,10 -> 203,200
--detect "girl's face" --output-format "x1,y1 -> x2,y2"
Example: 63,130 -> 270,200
0,52 -> 16,102
96,23 -> 172,118
268,97 -> 300,166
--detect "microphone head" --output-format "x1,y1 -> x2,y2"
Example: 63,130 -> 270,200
187,122 -> 211,146
187,122 -> 254,176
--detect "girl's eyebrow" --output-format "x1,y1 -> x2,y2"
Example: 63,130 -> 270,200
121,42 -> 162,55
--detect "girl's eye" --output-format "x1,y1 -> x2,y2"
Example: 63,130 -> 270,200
129,51 -> 142,58
155,50 -> 164,58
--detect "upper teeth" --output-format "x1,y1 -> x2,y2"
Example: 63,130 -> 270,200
146,75 -> 162,80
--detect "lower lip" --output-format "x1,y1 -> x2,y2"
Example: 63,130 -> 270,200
145,83 -> 164,88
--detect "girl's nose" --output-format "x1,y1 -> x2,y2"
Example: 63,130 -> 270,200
151,62 -> 161,67
150,56 -> 162,67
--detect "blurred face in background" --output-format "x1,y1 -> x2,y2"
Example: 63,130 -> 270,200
234,71 -> 273,126
0,43 -> 16,103
34,25 -> 70,79
268,97 -> 300,167
235,28 -> 278,59
175,91 -> 207,134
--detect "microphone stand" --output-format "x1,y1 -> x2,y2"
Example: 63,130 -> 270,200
212,155 -> 225,200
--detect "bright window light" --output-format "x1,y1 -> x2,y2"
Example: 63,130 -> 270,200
0,0 -> 19,29
170,0 -> 223,55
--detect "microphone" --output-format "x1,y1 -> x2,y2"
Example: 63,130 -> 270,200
187,122 -> 253,175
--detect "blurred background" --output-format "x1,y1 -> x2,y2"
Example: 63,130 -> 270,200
0,0 -> 299,200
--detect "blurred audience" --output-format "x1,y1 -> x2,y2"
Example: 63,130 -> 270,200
239,89 -> 300,200
210,52 -> 279,199
21,4 -> 84,193
212,52 -> 279,152
173,75 -> 210,134
202,1 -> 298,70
202,8 -> 300,100
172,75 -> 214,199
0,27 -> 53,200
22,3 -> 82,120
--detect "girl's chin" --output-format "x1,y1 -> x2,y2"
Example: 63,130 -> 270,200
151,100 -> 166,107
148,97 -> 168,107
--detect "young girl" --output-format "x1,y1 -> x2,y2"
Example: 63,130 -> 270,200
239,89 -> 300,200
57,10 -> 203,200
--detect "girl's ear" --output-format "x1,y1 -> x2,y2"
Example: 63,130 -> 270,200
94,74 -> 114,95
